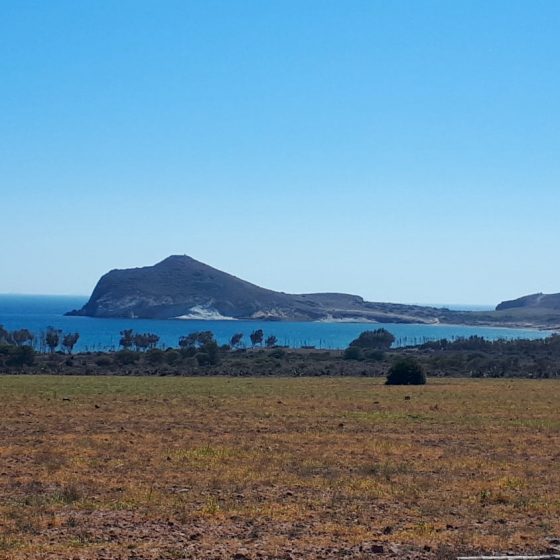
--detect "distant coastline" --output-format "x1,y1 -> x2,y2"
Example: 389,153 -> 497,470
61,255 -> 560,330
0,294 -> 556,355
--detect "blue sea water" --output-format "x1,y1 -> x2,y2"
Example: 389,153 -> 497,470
0,295 -> 555,352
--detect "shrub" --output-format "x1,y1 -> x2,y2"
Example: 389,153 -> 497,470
205,341 -> 220,365
182,357 -> 198,370
6,345 -> 35,368
145,348 -> 165,365
195,352 -> 211,366
95,356 -> 113,367
364,349 -> 385,361
113,350 -> 140,366
179,346 -> 196,359
386,358 -> 426,385
165,350 -> 182,366
195,341 -> 220,366
343,346 -> 364,361
178,331 -> 220,364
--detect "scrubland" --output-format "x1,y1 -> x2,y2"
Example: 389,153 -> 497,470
0,376 -> 559,559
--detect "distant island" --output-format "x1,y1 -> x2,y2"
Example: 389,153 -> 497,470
67,255 -> 560,329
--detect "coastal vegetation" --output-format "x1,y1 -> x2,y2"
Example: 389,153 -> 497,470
1,324 -> 560,380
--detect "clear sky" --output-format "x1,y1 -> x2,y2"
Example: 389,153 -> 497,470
1,0 -> 559,305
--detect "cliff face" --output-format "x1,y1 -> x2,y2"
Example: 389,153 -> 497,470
66,255 -> 446,323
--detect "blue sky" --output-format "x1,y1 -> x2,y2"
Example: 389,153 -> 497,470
1,0 -> 559,304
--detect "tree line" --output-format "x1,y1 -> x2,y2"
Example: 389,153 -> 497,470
3,324 -> 558,380
0,325 -> 81,367
0,324 -> 282,368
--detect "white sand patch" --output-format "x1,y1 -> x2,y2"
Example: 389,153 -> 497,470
175,305 -> 237,321
315,315 -> 380,323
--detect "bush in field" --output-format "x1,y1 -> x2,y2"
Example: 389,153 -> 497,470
386,358 -> 426,385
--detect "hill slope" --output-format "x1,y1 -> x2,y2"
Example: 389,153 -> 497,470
67,256 -> 560,328
496,292 -> 560,311
66,255 -> 445,323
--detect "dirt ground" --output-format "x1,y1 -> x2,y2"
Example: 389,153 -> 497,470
0,376 -> 559,559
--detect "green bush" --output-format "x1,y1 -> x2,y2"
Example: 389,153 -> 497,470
201,341 -> 220,365
94,356 -> 113,367
114,350 -> 140,366
145,348 -> 165,365
195,352 -> 211,366
364,349 -> 385,361
386,358 -> 426,385
165,350 -> 182,366
5,345 -> 35,368
181,357 -> 198,370
269,348 -> 286,360
343,346 -> 364,361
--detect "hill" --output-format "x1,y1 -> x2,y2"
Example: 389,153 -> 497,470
496,292 -> 560,311
66,255 -> 446,323
67,255 -> 560,328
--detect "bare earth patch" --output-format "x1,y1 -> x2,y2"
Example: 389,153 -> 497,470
0,376 -> 559,559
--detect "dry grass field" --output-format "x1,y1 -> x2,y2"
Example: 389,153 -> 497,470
0,376 -> 559,559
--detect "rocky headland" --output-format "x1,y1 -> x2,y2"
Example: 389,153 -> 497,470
67,255 -> 560,329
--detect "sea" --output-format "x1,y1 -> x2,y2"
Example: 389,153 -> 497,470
0,295 -> 556,352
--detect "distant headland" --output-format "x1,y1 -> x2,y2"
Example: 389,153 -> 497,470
66,255 -> 560,329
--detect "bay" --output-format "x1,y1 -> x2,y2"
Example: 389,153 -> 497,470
0,295 -> 555,352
